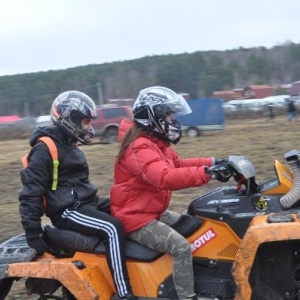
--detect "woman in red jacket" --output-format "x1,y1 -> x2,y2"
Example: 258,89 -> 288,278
110,86 -> 230,300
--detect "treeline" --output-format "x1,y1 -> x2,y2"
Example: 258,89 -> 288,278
1,42 -> 300,117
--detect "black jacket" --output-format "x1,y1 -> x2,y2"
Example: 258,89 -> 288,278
19,125 -> 98,232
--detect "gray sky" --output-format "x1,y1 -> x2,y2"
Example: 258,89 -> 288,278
1,0 -> 299,76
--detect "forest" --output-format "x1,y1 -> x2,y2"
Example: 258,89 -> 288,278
1,41 -> 300,117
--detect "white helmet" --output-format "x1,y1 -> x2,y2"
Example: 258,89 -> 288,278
51,90 -> 97,144
133,86 -> 191,144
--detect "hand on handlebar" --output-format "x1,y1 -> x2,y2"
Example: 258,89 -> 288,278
215,157 -> 229,165
205,164 -> 231,182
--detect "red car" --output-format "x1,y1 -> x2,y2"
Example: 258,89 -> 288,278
91,105 -> 132,143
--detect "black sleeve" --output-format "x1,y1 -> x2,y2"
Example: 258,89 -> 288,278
19,142 -> 53,232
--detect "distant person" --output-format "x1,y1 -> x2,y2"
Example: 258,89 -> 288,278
267,102 -> 275,121
19,90 -> 137,300
110,86 -> 231,300
287,99 -> 297,121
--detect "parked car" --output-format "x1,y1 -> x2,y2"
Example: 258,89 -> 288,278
91,105 -> 132,143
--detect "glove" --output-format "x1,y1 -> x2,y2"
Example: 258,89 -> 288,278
206,165 -> 231,182
215,157 -> 229,165
25,229 -> 48,256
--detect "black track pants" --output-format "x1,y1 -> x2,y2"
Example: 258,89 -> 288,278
53,203 -> 131,297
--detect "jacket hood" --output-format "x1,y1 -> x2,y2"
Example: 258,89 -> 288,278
117,118 -> 170,147
118,118 -> 134,142
29,125 -> 68,146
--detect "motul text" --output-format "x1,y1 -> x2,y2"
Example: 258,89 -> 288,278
190,228 -> 216,252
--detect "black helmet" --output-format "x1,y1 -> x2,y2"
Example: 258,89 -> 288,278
51,90 -> 97,144
133,86 -> 191,144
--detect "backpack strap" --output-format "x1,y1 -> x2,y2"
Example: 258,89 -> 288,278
21,136 -> 59,210
37,136 -> 59,191
21,137 -> 59,191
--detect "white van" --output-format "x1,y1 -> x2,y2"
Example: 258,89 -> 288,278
226,99 -> 267,111
262,95 -> 290,107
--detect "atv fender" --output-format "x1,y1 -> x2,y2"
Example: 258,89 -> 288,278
232,212 -> 300,300
6,257 -> 108,300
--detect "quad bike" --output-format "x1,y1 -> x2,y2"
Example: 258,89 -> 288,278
2,151 -> 300,300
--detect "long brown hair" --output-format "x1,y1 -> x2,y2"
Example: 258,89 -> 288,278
117,123 -> 147,162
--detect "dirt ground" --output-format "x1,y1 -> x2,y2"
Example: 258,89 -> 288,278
1,114 -> 300,298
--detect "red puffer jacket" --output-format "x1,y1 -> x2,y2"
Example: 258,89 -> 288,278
110,119 -> 213,234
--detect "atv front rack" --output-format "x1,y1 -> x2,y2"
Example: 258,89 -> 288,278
0,233 -> 36,278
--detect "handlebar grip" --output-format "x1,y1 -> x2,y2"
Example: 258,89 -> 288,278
210,172 -> 217,180
206,166 -> 218,180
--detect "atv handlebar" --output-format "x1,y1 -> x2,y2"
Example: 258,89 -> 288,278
206,155 -> 260,193
207,155 -> 256,182
207,152 -> 300,208
206,164 -> 230,182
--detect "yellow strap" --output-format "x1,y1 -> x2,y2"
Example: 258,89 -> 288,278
38,137 -> 59,191
52,159 -> 59,190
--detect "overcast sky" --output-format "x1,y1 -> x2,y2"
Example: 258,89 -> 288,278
1,0 -> 299,77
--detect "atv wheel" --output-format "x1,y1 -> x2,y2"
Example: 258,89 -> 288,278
62,286 -> 76,300
0,278 -> 13,299
33,287 -> 76,300
249,241 -> 300,299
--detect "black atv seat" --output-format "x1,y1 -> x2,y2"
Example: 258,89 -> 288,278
44,213 -> 202,262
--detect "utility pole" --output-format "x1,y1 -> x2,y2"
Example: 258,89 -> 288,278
96,82 -> 104,106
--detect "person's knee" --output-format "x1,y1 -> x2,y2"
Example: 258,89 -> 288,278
108,217 -> 125,233
179,238 -> 191,254
170,237 -> 191,256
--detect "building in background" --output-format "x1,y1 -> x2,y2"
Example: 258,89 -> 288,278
212,90 -> 236,101
290,81 -> 300,96
243,85 -> 273,99
213,89 -> 243,101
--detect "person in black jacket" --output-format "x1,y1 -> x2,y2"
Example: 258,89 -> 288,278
19,90 -> 137,300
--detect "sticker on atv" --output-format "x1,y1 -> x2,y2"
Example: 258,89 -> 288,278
190,228 -> 216,253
